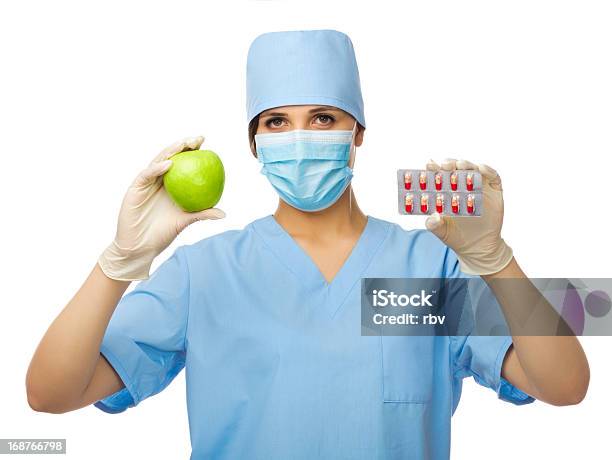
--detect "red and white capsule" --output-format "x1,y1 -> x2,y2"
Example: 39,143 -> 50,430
436,193 -> 444,213
435,172 -> 443,191
467,193 -> 475,214
404,193 -> 414,213
419,171 -> 427,190
450,172 -> 458,191
420,193 -> 429,213
404,171 -> 412,190
466,173 -> 474,191
451,194 -> 460,214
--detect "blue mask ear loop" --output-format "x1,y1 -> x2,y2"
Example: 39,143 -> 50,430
347,120 -> 358,214
347,121 -> 358,169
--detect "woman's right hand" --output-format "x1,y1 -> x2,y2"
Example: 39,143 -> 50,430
97,136 -> 225,281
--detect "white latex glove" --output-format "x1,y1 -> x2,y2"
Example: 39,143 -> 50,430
98,136 -> 225,281
424,158 -> 513,276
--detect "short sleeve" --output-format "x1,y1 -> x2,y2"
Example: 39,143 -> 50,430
444,246 -> 535,406
94,246 -> 190,414
451,335 -> 535,405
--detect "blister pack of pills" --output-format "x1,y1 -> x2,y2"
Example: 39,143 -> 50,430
397,169 -> 483,217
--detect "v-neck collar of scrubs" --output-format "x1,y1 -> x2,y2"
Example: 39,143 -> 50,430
251,214 -> 390,317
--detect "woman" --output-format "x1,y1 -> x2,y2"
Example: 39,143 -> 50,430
26,30 -> 589,459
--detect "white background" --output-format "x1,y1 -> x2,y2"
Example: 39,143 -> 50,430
1,0 -> 611,458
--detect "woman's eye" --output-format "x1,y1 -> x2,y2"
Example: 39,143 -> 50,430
315,114 -> 334,125
266,118 -> 285,128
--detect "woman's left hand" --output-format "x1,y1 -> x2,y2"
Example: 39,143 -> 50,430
424,158 -> 514,276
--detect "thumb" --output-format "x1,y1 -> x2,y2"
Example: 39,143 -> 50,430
425,212 -> 449,242
177,207 -> 226,230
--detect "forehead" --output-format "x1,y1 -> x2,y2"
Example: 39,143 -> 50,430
259,105 -> 345,117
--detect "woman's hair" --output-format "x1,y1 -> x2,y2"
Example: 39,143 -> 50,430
248,114 -> 260,157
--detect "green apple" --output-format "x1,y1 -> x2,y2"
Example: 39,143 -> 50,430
163,149 -> 225,212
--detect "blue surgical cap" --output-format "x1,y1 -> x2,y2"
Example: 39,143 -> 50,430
246,29 -> 366,128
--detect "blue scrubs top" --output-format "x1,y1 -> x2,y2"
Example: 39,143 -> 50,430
94,215 -> 534,459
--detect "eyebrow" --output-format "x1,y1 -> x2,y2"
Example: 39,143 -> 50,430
259,111 -> 288,117
307,106 -> 340,114
259,106 -> 341,117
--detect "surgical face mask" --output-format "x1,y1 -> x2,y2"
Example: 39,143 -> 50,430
255,123 -> 357,212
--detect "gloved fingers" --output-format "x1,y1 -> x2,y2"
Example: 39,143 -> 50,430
150,139 -> 187,165
426,158 -> 442,171
150,136 -> 205,166
455,159 -> 478,170
132,159 -> 173,190
425,212 -> 449,242
177,207 -> 226,230
193,208 -> 226,220
478,163 -> 503,191
440,158 -> 458,171
179,135 -> 205,154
